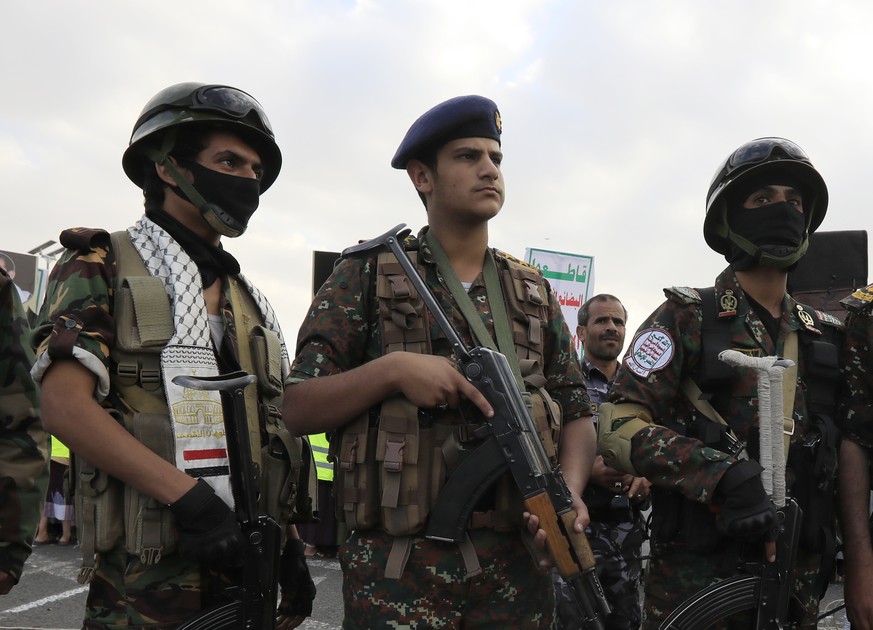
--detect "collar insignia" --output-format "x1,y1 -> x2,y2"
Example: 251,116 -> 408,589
796,304 -> 820,334
719,289 -> 738,318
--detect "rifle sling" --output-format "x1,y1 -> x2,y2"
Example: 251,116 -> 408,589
682,313 -> 798,465
423,230 -> 524,392
227,276 -> 264,468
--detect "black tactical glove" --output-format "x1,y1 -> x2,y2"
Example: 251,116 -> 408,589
277,538 -> 317,618
714,459 -> 778,542
168,479 -> 243,567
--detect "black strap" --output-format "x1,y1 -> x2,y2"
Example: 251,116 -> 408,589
698,287 -> 733,390
794,303 -> 840,418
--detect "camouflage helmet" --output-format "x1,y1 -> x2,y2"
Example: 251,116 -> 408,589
703,137 -> 827,256
122,82 -> 282,192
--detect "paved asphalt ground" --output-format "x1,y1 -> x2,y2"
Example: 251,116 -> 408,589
0,541 -> 849,629
0,542 -> 343,629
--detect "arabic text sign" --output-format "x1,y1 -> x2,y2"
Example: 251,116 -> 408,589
525,247 -> 594,352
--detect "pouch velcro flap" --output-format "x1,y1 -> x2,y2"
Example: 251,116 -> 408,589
124,276 -> 173,347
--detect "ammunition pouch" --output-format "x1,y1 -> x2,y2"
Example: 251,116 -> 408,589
523,367 -> 562,463
597,402 -> 651,476
649,419 -> 734,551
124,411 -> 180,566
788,414 -> 839,554
251,324 -> 313,528
108,269 -> 183,566
330,248 -> 559,537
332,389 -> 558,536
70,409 -> 127,584
332,396 -> 451,535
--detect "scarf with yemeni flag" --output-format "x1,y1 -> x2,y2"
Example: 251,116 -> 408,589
127,216 -> 289,508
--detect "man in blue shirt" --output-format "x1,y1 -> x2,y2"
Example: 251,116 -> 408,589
554,294 -> 650,630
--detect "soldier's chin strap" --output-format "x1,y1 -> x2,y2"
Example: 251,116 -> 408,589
726,230 -> 809,269
139,129 -> 246,238
141,128 -> 210,211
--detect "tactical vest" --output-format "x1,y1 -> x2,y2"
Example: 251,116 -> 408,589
651,286 -> 841,561
331,250 -> 562,537
70,230 -> 315,583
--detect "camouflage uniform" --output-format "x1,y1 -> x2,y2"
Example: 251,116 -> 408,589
839,285 -> 873,448
606,267 -> 842,629
0,267 -> 49,586
554,357 -> 646,630
31,228 -> 287,628
289,228 -> 590,628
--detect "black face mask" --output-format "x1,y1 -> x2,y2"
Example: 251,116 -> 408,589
726,202 -> 807,270
170,161 -> 261,237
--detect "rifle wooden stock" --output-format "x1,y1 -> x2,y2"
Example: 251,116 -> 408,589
560,509 -> 598,571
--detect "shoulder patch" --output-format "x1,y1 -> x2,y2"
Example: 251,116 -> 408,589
624,328 -> 675,378
59,227 -> 111,251
815,310 -> 845,329
664,286 -> 702,305
841,285 -> 873,314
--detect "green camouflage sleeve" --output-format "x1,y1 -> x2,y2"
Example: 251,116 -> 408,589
0,268 -> 49,583
840,304 -> 873,449
31,228 -> 116,400
608,297 -> 732,503
288,255 -> 378,382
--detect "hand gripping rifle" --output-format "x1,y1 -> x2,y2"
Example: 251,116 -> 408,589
343,224 -> 610,629
173,371 -> 282,630
659,351 -> 802,630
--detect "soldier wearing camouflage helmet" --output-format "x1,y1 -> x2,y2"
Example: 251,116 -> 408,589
0,261 -> 48,595
284,95 -> 596,627
599,137 -> 842,628
31,83 -> 315,629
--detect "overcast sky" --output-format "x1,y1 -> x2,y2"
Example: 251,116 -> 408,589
2,0 -> 870,347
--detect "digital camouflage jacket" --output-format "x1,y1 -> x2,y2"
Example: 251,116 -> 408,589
839,283 -> 873,449
288,227 -> 589,424
608,266 -> 843,504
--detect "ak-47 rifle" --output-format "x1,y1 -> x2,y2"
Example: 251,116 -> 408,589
172,371 -> 282,630
659,499 -> 801,629
660,351 -> 804,629
343,224 -> 610,630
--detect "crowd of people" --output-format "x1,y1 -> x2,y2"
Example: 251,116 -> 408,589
1,81 -> 873,630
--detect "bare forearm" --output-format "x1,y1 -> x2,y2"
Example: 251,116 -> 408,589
41,361 -> 195,505
284,351 -> 493,437
283,354 -> 401,436
840,439 -> 873,561
559,417 -> 597,496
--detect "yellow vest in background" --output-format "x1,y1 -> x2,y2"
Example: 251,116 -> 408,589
310,433 -> 333,482
50,435 -> 70,461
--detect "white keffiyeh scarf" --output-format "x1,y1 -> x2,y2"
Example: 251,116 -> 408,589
128,217 -> 290,508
